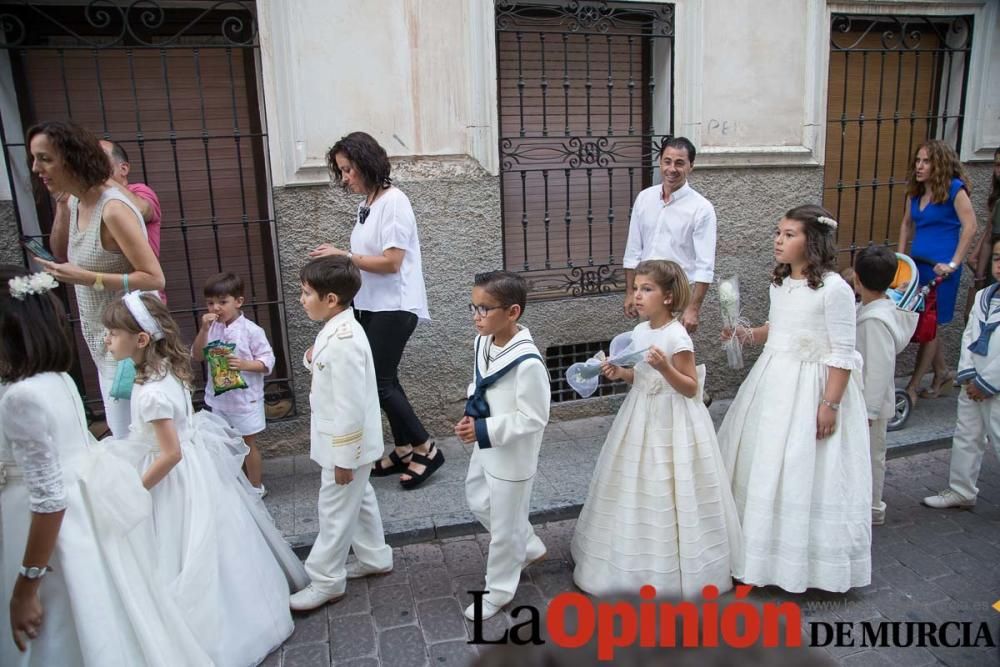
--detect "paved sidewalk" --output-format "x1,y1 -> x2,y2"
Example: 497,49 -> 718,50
263,388 -> 960,549
264,447 -> 1000,667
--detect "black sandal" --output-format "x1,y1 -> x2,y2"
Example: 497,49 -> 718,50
372,449 -> 413,477
399,443 -> 445,490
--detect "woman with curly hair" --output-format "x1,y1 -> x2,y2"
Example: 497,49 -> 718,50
899,140 -> 978,404
27,120 -> 164,438
717,204 -> 871,593
309,132 -> 441,489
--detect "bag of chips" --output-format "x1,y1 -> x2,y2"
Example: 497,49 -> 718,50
204,340 -> 248,395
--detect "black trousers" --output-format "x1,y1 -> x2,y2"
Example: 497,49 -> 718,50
355,309 -> 430,447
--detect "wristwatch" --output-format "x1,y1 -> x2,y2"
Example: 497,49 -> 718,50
347,252 -> 353,262
92,273 -> 105,292
947,261 -> 958,271
821,399 -> 840,411
19,565 -> 49,580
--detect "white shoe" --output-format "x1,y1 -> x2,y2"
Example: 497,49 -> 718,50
255,484 -> 268,499
922,489 -> 976,510
346,560 -> 393,580
524,536 -> 546,567
289,584 -> 343,611
524,548 -> 547,568
464,597 -> 504,621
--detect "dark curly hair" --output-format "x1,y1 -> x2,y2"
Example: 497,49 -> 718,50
326,131 -> 391,193
27,121 -> 111,189
772,204 -> 838,290
0,264 -> 73,383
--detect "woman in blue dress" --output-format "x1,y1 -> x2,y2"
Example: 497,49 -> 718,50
899,140 -> 978,405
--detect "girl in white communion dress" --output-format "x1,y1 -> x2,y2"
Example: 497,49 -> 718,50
102,291 -> 307,667
0,266 -> 209,667
571,260 -> 742,598
717,205 -> 872,594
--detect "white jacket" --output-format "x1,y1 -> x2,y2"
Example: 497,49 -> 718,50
957,285 -> 1000,397
465,326 -> 550,482
305,307 -> 383,470
856,298 -> 918,420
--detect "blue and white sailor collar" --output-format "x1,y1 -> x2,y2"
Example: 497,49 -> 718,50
477,325 -> 540,379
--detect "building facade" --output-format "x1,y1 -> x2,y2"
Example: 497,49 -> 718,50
1,0 -> 997,454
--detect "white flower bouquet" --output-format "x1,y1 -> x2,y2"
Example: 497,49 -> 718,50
719,275 -> 749,370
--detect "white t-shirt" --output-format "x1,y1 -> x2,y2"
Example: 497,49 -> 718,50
349,187 -> 430,320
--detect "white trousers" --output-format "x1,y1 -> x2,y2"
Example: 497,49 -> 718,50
304,463 -> 392,596
465,453 -> 544,606
95,354 -> 131,439
870,417 -> 888,520
948,392 -> 1000,501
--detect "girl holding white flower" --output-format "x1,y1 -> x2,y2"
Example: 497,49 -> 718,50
571,260 -> 743,598
717,204 -> 871,593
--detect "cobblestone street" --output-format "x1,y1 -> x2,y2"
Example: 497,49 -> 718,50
264,447 -> 1000,666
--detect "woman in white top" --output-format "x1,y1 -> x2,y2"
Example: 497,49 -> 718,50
28,121 -> 164,438
310,131 -> 441,489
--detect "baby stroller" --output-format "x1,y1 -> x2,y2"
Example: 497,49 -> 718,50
886,253 -> 946,432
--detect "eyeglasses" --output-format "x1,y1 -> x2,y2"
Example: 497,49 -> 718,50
468,303 -> 507,317
357,205 -> 371,225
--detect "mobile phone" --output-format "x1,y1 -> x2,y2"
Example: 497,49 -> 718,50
20,235 -> 57,263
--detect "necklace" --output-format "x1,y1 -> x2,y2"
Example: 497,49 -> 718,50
785,277 -> 807,293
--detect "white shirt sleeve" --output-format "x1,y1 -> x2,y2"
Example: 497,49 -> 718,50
622,193 -> 645,270
379,194 -> 414,253
691,202 -> 717,284
822,277 -> 864,371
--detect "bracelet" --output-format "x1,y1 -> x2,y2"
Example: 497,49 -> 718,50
123,272 -> 129,293
821,399 -> 840,411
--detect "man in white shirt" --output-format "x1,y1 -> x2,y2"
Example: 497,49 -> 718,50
622,137 -> 717,332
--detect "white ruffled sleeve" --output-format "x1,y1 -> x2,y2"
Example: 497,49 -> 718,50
136,387 -> 176,423
1,386 -> 66,513
822,275 -> 864,371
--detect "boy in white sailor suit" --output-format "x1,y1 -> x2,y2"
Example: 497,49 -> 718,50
455,271 -> 551,621
290,256 -> 393,611
925,234 -> 1000,511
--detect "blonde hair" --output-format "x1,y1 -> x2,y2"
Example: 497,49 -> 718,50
906,139 -> 970,204
102,294 -> 193,387
634,259 -> 691,314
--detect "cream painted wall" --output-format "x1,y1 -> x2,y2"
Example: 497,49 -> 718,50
258,0 -> 493,186
699,0 -> 812,149
252,0 -> 1000,187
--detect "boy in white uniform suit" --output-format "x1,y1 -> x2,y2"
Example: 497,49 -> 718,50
925,235 -> 1000,510
853,247 -> 918,525
290,256 -> 393,611
455,271 -> 551,621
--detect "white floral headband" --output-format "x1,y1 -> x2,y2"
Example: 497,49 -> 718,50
8,272 -> 58,300
816,216 -> 839,230
123,291 -> 165,341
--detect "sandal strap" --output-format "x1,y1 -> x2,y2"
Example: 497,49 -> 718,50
374,449 -> 412,473
388,450 -> 412,466
409,451 -> 434,466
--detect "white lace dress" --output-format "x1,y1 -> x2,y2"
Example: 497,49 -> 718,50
0,373 -> 209,666
110,371 -> 307,667
571,321 -> 743,598
717,273 -> 872,593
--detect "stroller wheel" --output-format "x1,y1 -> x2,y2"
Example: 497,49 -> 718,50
887,388 -> 911,432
